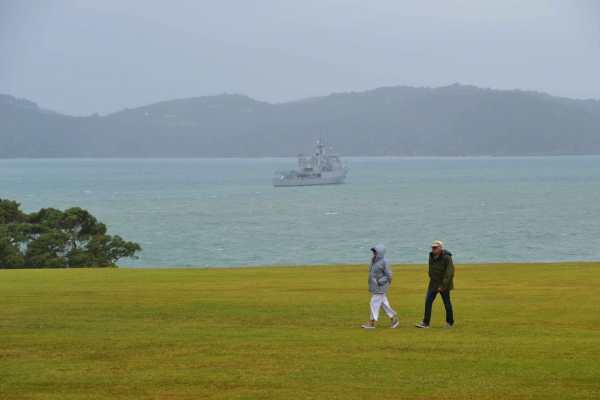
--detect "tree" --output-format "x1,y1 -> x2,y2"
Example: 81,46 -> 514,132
0,199 -> 25,224
82,234 -> 141,268
0,198 -> 141,268
0,199 -> 26,269
24,231 -> 70,268
60,207 -> 107,249
0,232 -> 25,269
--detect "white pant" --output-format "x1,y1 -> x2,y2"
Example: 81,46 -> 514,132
370,293 -> 396,321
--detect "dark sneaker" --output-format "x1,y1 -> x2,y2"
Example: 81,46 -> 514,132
444,323 -> 454,329
414,322 -> 430,329
361,323 -> 375,329
389,320 -> 399,329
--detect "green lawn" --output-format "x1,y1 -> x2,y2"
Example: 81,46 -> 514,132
1,263 -> 599,399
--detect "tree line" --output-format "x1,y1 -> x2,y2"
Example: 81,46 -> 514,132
0,198 -> 141,268
2,85 -> 600,158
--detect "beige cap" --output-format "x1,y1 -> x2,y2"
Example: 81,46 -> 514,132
431,240 -> 443,248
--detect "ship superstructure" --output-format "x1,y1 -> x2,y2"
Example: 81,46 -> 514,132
273,136 -> 348,187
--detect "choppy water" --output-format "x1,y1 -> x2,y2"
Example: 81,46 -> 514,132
1,157 -> 599,267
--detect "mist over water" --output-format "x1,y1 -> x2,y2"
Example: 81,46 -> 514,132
1,157 -> 599,267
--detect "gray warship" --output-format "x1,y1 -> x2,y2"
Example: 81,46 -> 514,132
273,137 -> 348,187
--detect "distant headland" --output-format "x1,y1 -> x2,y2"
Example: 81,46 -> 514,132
1,84 -> 599,157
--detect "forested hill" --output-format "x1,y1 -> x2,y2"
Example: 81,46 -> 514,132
2,84 -> 600,157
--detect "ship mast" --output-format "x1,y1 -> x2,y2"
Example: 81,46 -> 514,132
317,130 -> 325,155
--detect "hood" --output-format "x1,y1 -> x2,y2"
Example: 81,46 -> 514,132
372,244 -> 386,260
430,249 -> 452,257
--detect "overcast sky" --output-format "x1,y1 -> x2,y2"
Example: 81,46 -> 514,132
1,0 -> 599,116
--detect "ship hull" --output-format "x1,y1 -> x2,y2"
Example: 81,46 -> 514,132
273,170 -> 348,187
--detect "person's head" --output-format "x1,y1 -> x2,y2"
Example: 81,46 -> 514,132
371,244 -> 386,259
430,240 -> 443,256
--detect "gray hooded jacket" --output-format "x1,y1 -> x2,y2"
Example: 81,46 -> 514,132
368,244 -> 393,294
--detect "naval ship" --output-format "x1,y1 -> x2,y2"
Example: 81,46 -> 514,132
273,137 -> 348,187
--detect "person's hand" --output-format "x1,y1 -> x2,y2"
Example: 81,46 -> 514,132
437,287 -> 444,292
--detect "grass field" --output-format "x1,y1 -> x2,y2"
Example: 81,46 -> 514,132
1,262 -> 599,399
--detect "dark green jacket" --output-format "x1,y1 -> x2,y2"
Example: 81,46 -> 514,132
428,250 -> 455,291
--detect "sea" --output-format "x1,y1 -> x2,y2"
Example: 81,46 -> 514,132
1,157 -> 599,268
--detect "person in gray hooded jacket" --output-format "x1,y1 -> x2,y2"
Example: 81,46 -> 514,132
362,244 -> 399,329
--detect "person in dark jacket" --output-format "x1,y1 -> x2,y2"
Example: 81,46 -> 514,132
361,244 -> 399,329
415,240 -> 455,329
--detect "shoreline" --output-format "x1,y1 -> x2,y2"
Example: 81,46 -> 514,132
2,261 -> 599,270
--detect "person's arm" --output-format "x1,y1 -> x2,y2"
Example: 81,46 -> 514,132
378,260 -> 392,285
440,257 -> 455,291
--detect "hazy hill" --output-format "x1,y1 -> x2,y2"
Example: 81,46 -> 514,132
1,84 -> 600,157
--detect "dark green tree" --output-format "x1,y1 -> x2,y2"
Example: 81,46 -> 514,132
28,207 -> 108,249
0,231 -> 25,269
0,199 -> 26,269
61,207 -> 107,249
0,198 -> 141,268
24,230 -> 70,268
81,234 -> 141,268
0,198 -> 25,224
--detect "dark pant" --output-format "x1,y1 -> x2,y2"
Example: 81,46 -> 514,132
423,289 -> 454,325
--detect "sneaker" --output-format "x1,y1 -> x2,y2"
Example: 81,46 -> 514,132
414,322 -> 430,329
361,323 -> 375,329
444,323 -> 454,329
389,320 -> 399,329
